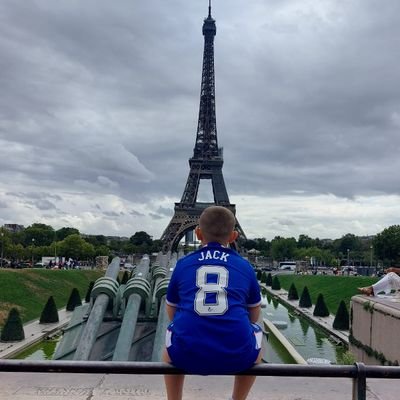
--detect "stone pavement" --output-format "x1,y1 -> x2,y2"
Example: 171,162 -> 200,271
0,371 -> 399,400
0,308 -> 71,359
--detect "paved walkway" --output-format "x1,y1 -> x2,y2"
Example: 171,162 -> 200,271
0,308 -> 71,359
0,371 -> 399,400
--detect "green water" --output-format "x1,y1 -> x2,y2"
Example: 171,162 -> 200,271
263,294 -> 346,364
14,338 -> 60,360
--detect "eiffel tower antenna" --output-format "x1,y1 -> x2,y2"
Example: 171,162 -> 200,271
161,3 -> 246,252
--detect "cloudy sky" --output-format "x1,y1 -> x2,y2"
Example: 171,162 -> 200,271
1,0 -> 400,241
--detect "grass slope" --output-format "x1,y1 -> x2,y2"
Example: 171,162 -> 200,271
0,269 -> 102,325
277,274 -> 379,315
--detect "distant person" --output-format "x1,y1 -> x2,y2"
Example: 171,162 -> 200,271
358,267 -> 400,296
163,206 -> 262,400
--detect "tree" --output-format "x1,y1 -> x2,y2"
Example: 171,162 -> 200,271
56,227 -> 80,241
24,223 -> 55,247
333,300 -> 349,330
271,237 -> 297,261
0,308 -> 25,342
271,276 -> 281,290
313,293 -> 330,317
297,234 -> 315,249
66,288 -> 82,311
373,225 -> 400,265
288,283 -> 299,300
130,231 -> 152,246
58,234 -> 95,260
40,296 -> 59,323
299,286 -> 312,308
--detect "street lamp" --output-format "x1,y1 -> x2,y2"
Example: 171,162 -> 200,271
370,245 -> 373,268
1,231 -> 4,268
31,238 -> 35,267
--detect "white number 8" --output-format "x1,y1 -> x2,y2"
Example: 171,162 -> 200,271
194,265 -> 229,315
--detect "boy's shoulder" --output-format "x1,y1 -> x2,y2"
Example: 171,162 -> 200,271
178,243 -> 252,268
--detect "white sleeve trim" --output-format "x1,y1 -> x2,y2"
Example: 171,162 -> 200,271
247,300 -> 261,308
166,299 -> 178,307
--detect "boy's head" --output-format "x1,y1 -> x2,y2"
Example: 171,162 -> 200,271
195,205 -> 238,245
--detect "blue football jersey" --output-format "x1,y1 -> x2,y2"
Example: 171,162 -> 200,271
166,242 -> 261,374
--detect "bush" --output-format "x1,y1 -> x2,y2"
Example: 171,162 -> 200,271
0,308 -> 25,342
261,272 -> 267,284
313,293 -> 330,317
256,270 -> 262,280
299,286 -> 312,308
266,273 -> 273,287
40,296 -> 59,324
333,300 -> 349,330
121,271 -> 130,284
271,276 -> 281,290
66,288 -> 82,311
85,281 -> 95,303
287,283 -> 299,300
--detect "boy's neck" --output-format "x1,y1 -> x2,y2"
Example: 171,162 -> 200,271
202,241 -> 228,247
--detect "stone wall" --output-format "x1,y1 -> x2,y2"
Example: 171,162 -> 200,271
350,295 -> 400,365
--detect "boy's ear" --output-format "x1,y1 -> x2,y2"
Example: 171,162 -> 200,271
195,227 -> 203,241
228,230 -> 239,243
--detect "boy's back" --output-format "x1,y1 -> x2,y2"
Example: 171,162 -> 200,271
166,241 -> 261,374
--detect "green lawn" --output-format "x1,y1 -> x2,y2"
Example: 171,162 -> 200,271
276,274 -> 379,315
0,269 -> 103,325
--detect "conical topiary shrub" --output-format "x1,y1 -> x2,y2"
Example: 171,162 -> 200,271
271,275 -> 281,290
299,286 -> 312,308
288,283 -> 299,300
256,270 -> 262,280
66,288 -> 82,311
40,296 -> 59,324
333,300 -> 349,330
0,308 -> 25,342
85,281 -> 95,303
313,293 -> 330,317
261,272 -> 267,284
266,273 -> 273,287
121,271 -> 130,284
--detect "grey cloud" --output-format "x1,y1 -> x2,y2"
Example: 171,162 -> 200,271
1,0 -> 400,238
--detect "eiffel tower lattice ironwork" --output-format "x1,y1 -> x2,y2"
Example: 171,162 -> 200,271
161,2 -> 245,252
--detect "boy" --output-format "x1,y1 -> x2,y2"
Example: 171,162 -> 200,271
163,206 -> 262,400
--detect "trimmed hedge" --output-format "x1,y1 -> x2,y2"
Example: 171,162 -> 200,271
266,273 -> 273,287
299,286 -> 312,308
333,300 -> 349,330
313,293 -> 330,317
121,271 -> 130,284
271,276 -> 281,290
66,288 -> 82,311
288,283 -> 299,300
40,296 -> 59,324
0,308 -> 25,342
85,281 -> 95,303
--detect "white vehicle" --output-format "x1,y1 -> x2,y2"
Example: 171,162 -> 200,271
279,261 -> 296,271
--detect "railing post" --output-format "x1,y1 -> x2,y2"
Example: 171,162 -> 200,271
352,362 -> 366,400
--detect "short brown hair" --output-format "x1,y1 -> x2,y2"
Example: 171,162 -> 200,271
199,206 -> 236,243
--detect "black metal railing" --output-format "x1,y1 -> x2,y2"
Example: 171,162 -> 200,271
0,360 -> 399,400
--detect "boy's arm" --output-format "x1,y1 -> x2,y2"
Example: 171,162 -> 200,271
166,303 -> 177,321
248,304 -> 261,323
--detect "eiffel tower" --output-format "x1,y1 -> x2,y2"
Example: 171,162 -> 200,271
161,1 -> 245,252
